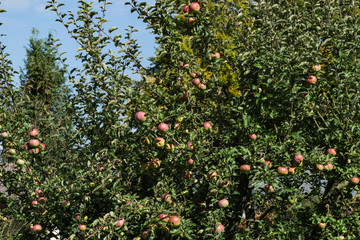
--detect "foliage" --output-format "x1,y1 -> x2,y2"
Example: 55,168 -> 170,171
0,0 -> 360,239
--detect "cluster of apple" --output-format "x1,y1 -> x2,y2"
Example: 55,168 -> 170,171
183,2 -> 200,25
24,128 -> 45,155
307,64 -> 321,84
30,189 -> 46,232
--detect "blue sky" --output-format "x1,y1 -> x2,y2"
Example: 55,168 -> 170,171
0,0 -> 156,86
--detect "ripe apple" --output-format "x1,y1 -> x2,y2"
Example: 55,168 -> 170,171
240,164 -> 251,172
135,111 -> 146,122
219,180 -> 230,187
29,129 -> 39,137
189,2 -> 200,12
327,148 -> 336,155
38,197 -> 46,204
35,189 -> 43,197
316,164 -> 324,171
351,177 -> 359,184
207,171 -> 217,180
169,216 -> 181,228
158,123 -> 169,131
288,167 -> 296,175
115,218 -> 125,227
212,52 -> 220,58
187,17 -> 196,25
151,159 -> 161,168
162,193 -> 171,203
192,78 -> 200,85
203,122 -> 212,130
318,222 -> 326,229
159,214 -> 169,221
249,134 -> 257,140
78,224 -> 86,231
39,143 -> 45,151
62,200 -> 70,208
182,171 -> 192,179
187,159 -> 194,165
31,200 -> 38,207
165,143 -> 174,151
1,132 -> 8,138
198,83 -> 206,90
215,224 -> 225,233
187,141 -> 193,150
24,142 -> 28,149
190,72 -> 197,78
324,163 -> 333,171
264,185 -> 274,193
8,148 -> 16,155
29,139 -> 40,148
277,167 -> 288,175
263,161 -> 272,168
307,75 -> 317,84
312,65 -> 321,71
33,224 -> 42,232
218,199 -> 229,208
183,5 -> 189,13
29,148 -> 40,155
154,137 -> 165,148
294,154 -> 303,163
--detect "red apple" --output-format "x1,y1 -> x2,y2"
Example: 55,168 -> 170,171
219,180 -> 230,187
29,148 -> 40,155
38,197 -> 47,204
215,224 -> 225,233
29,129 -> 39,137
198,83 -> 206,90
264,185 -> 274,193
24,142 -> 28,149
192,78 -> 200,85
212,52 -> 220,58
33,224 -> 42,232
115,218 -> 125,227
1,132 -> 9,138
187,159 -> 194,165
183,5 -> 189,13
189,2 -> 200,12
151,159 -> 161,168
190,72 -> 197,78
31,200 -> 38,207
154,137 -> 165,148
29,139 -> 40,148
294,154 -> 303,163
318,222 -> 326,229
327,148 -> 336,155
158,123 -> 169,131
159,214 -> 169,221
351,177 -> 359,184
316,164 -> 324,171
307,75 -> 317,84
203,122 -> 212,130
249,134 -> 257,140
218,199 -> 229,208
259,157 -> 265,162
182,171 -> 192,179
39,143 -> 45,151
162,193 -> 171,203
78,224 -> 86,231
169,216 -> 181,228
187,141 -> 194,150
277,167 -> 288,175
263,161 -> 272,168
324,163 -> 333,171
135,111 -> 146,122
207,171 -> 217,180
35,189 -> 43,197
312,65 -> 321,71
8,148 -> 16,155
288,167 -> 296,175
240,164 -> 251,172
187,17 -> 196,25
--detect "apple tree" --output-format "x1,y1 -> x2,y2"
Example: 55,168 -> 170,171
1,0 -> 360,239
